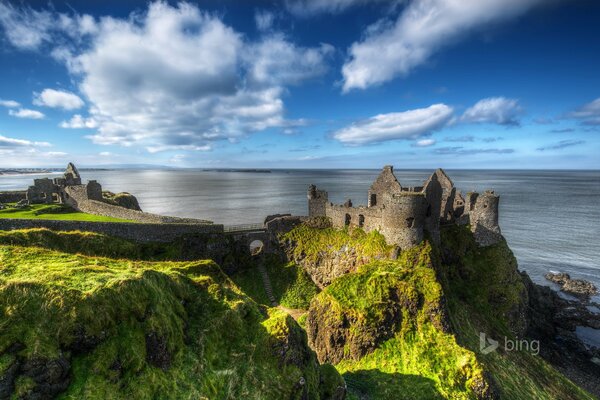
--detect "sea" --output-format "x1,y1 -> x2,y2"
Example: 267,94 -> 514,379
2,168 -> 599,303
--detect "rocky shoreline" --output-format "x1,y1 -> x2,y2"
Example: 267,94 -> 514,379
545,272 -> 599,298
526,273 -> 600,397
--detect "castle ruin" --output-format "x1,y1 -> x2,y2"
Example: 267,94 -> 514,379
308,166 -> 501,249
26,163 -> 103,205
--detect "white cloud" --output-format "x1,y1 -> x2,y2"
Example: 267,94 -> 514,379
0,99 -> 20,108
0,134 -> 50,147
0,3 -> 96,50
413,138 -> 436,147
461,97 -> 521,126
42,2 -> 329,152
255,10 -> 275,31
246,34 -> 334,86
333,103 -> 453,145
8,108 -> 45,119
286,0 -> 391,16
34,88 -> 84,110
569,98 -> 600,125
60,114 -> 98,129
342,0 -> 545,91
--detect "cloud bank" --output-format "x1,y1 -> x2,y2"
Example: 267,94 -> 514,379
342,0 -> 546,91
0,1 -> 333,153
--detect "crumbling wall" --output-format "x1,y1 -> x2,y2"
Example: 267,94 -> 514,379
422,174 -> 442,244
326,203 -> 382,232
0,191 -> 27,203
469,190 -> 502,246
0,219 -> 223,242
368,165 -> 402,207
308,184 -> 328,217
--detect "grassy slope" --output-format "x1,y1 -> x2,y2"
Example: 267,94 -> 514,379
0,204 -> 133,222
0,237 -> 339,399
313,243 -> 488,400
230,255 -> 320,310
440,225 -> 595,400
282,224 -> 394,264
289,223 -> 595,400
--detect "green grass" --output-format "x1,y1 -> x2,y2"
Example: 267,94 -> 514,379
281,224 -> 394,264
0,203 -> 133,222
313,242 -> 488,399
231,255 -> 320,309
0,243 -> 340,399
439,225 -> 596,400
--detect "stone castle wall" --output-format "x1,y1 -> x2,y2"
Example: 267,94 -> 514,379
0,219 -> 223,242
327,203 -> 382,232
469,191 -> 502,246
64,185 -> 210,224
381,193 -> 428,250
0,191 -> 27,203
307,166 -> 502,249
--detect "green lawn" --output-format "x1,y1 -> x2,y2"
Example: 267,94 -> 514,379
0,203 -> 133,223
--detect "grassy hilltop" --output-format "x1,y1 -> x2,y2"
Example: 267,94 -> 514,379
0,225 -> 596,399
0,204 -> 132,223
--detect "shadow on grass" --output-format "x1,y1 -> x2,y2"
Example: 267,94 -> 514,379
343,369 -> 443,400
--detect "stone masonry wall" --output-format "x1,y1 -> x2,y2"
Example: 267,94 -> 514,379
326,203 -> 382,232
65,185 -> 210,224
0,219 -> 223,242
0,191 -> 27,203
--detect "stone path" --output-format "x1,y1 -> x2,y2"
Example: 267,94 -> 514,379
258,263 -> 278,307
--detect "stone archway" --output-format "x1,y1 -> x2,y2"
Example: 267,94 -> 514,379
249,239 -> 265,256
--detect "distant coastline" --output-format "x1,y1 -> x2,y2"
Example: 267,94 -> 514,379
202,168 -> 272,173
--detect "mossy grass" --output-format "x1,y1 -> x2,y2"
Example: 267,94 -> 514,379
318,242 -> 486,399
282,224 -> 394,263
230,255 -> 320,309
0,228 -> 182,260
0,203 -> 133,222
439,225 -> 596,399
0,243 -> 336,399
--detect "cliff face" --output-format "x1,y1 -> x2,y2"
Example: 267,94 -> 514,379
281,222 -> 394,288
284,222 -> 596,400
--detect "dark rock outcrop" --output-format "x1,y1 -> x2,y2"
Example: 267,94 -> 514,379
523,272 -> 600,397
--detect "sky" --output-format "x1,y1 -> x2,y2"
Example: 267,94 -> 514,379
0,0 -> 599,169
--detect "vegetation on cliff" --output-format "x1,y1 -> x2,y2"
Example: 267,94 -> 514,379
439,225 -> 595,400
306,242 -> 490,399
0,237 -> 342,399
288,222 -> 596,400
231,255 -> 320,309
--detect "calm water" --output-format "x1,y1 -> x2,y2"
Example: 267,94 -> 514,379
2,169 -> 599,299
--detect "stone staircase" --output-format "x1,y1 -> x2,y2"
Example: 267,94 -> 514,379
258,263 -> 278,307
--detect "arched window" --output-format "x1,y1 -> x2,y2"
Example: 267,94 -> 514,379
345,214 -> 351,226
358,214 -> 365,227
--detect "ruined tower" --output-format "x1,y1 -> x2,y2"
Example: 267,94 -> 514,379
307,184 -> 328,217
368,165 -> 402,207
380,192 -> 428,251
469,190 -> 501,246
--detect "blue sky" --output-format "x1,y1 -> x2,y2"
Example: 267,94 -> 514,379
0,0 -> 599,169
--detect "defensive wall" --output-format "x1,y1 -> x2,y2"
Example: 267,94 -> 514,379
0,219 -> 224,242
